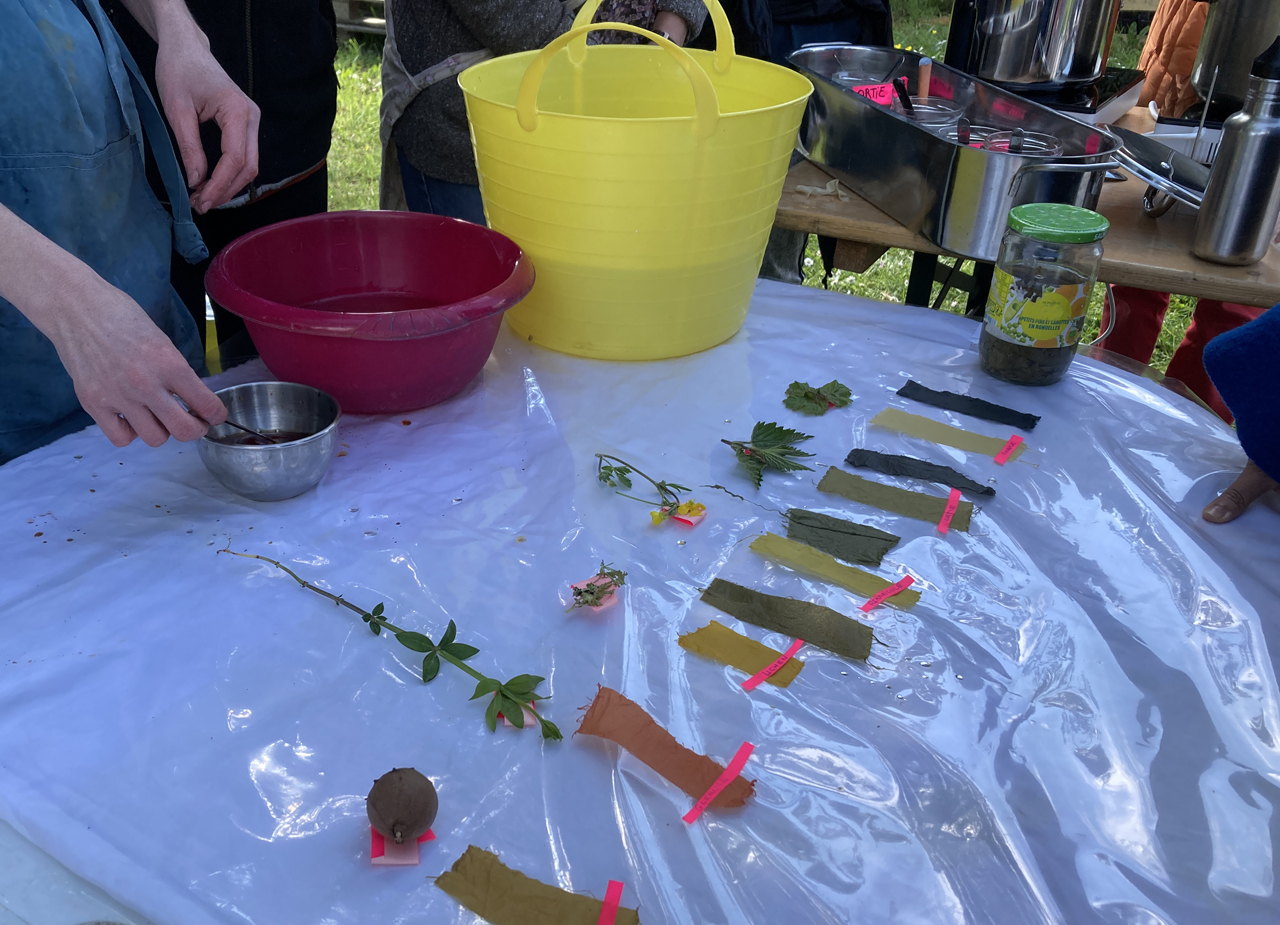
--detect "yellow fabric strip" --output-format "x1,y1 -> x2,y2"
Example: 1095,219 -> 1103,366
678,621 -> 804,687
818,466 -> 973,531
749,532 -> 921,610
871,407 -> 1027,462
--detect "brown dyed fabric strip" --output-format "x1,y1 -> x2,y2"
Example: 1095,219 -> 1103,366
679,620 -> 804,687
576,687 -> 754,808
786,508 -> 900,566
818,466 -> 973,532
436,845 -> 641,925
700,578 -> 873,661
871,408 -> 1027,462
843,448 -> 995,497
898,380 -> 1040,431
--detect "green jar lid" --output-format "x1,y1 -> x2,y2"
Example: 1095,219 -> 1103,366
1007,203 -> 1110,243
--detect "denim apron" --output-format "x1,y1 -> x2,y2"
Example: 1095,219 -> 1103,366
0,0 -> 207,464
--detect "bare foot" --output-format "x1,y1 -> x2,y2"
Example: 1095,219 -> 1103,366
1203,460 -> 1279,524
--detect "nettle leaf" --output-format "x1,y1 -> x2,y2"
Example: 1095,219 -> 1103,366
484,693 -> 502,732
504,674 -> 544,696
396,631 -> 434,653
439,620 -> 457,648
470,677 -> 503,701
442,642 -> 480,660
751,421 -> 814,449
421,651 -> 440,682
499,694 -> 525,729
724,422 -> 815,489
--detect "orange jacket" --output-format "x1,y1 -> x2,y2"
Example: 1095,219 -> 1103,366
1138,0 -> 1208,118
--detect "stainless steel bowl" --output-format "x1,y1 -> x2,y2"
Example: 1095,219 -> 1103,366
198,382 -> 341,502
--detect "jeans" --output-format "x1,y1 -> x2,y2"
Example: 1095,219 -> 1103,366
396,147 -> 487,226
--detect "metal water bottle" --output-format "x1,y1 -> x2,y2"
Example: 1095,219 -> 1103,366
1192,35 -> 1280,266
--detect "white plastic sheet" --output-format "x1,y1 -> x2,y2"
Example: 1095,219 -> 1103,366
1,279 -> 1278,925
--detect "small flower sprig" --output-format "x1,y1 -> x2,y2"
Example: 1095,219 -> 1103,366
220,549 -> 562,740
596,453 -> 704,526
567,561 -> 627,612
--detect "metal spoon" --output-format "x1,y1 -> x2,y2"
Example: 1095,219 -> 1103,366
174,395 -> 281,444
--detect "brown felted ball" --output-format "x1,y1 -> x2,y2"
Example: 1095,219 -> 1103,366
367,767 -> 438,844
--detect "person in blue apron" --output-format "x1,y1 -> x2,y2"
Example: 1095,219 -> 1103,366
0,0 -> 260,465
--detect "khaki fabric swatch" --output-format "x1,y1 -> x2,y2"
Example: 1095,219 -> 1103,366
678,620 -> 804,687
871,407 -> 1027,462
576,686 -> 754,808
818,466 -> 973,532
436,845 -> 640,925
750,532 -> 922,610
701,578 -> 873,660
786,508 -> 900,566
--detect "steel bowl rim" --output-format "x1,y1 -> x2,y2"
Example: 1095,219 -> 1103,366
201,381 -> 342,451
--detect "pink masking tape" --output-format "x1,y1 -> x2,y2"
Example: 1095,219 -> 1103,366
670,511 -> 707,527
741,639 -> 805,692
994,435 -> 1024,465
937,488 -> 962,534
860,575 -> 916,613
498,697 -> 538,729
682,741 -> 755,824
596,880 -> 626,925
370,826 -> 435,866
850,82 -> 895,105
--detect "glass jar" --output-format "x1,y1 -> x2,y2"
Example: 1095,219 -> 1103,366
979,203 -> 1110,386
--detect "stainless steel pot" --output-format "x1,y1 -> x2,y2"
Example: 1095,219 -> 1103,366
791,46 -> 1121,262
945,0 -> 1122,89
1192,0 -> 1280,114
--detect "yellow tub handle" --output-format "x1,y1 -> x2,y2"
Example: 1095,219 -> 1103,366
569,0 -> 735,74
517,23 -> 722,140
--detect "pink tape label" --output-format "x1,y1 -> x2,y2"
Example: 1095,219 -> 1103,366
937,488 -> 962,534
682,741 -> 755,823
860,575 -> 916,613
742,639 -> 804,692
850,82 -> 895,105
596,880 -> 625,925
928,76 -> 953,99
370,826 -> 435,866
994,435 -> 1024,465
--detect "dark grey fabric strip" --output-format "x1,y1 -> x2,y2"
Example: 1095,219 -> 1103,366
785,509 -> 900,566
898,380 -> 1040,431
844,448 -> 996,497
700,578 -> 873,661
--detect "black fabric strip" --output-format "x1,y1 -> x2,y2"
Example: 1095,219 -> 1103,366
785,509 -> 900,566
898,380 -> 1040,431
700,578 -> 872,661
844,448 -> 995,497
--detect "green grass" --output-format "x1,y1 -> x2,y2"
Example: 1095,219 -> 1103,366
326,17 -> 1191,373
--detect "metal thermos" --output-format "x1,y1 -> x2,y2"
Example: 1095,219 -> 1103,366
1192,36 -> 1280,266
1192,0 -> 1280,115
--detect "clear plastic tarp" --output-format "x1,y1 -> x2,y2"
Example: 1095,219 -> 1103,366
1,280 -> 1277,925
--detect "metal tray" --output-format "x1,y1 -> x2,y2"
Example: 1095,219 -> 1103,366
789,45 -> 1122,262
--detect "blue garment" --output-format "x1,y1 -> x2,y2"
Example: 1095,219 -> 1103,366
396,146 -> 487,226
0,0 -> 207,464
1203,305 -> 1280,482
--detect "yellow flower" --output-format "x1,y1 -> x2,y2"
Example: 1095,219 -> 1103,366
650,508 -> 668,525
675,501 -> 706,517
894,43 -> 901,49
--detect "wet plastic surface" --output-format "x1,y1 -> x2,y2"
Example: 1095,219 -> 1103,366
1,280 -> 1278,925
205,211 -> 535,414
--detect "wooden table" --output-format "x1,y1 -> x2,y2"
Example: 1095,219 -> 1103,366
774,128 -> 1280,309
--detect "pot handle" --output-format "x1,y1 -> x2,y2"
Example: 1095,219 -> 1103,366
517,23 -> 721,140
569,0 -> 735,73
1007,160 -> 1122,198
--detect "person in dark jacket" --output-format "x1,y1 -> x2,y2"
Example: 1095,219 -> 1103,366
105,0 -> 338,368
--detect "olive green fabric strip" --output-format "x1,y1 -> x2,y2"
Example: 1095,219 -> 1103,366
436,845 -> 641,925
678,620 -> 804,687
818,466 -> 973,532
785,508 -> 900,567
750,533 -> 921,609
700,578 -> 873,661
870,407 -> 1027,462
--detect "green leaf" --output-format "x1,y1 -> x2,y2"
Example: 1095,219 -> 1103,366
724,422 -> 815,489
598,464 -> 633,490
441,642 -> 480,660
751,420 -> 814,448
439,620 -> 457,648
371,602 -> 385,617
484,693 -> 501,732
657,481 -> 691,494
370,622 -> 381,635
504,674 -> 544,696
470,677 -> 503,700
782,380 -> 852,416
818,379 -> 852,408
499,694 -> 525,729
421,651 -> 440,682
395,631 -> 434,652
539,718 -> 564,742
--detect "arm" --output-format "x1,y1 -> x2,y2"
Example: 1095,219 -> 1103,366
0,203 -> 227,447
116,0 -> 260,213
656,0 -> 709,44
445,0 -> 579,56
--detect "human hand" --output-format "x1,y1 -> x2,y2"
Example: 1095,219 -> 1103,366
152,13 -> 260,213
1202,459 -> 1279,524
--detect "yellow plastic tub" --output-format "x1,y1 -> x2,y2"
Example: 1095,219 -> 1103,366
458,0 -> 812,360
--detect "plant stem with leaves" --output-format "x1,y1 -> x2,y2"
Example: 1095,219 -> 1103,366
596,454 -> 705,524
219,550 -> 561,740
722,422 -> 816,488
567,562 -> 627,611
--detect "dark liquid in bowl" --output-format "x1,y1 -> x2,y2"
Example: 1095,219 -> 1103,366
209,431 -> 314,446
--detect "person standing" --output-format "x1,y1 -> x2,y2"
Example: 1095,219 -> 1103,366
104,0 -> 339,368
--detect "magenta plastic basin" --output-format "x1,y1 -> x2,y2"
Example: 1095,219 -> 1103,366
205,211 -> 534,414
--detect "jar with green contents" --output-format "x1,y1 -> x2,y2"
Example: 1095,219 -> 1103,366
979,203 -> 1110,386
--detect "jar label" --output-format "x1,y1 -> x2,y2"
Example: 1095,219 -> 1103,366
984,267 -> 1090,348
